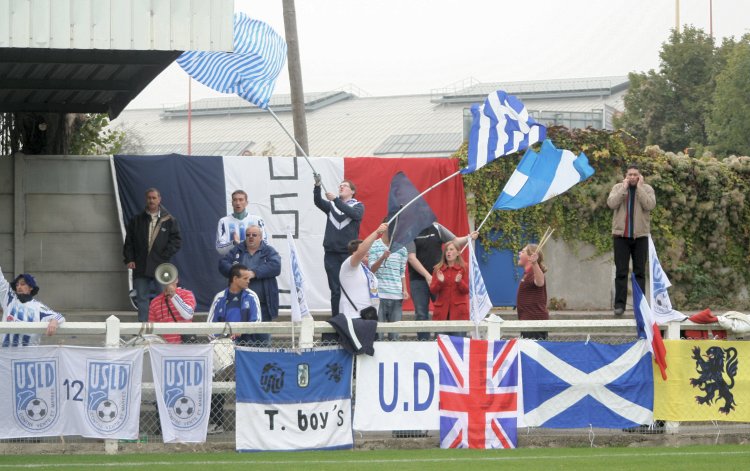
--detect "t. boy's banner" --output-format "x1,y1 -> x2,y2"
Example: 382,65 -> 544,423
0,346 -> 143,439
353,342 -> 439,431
149,344 -> 212,443
235,347 -> 353,451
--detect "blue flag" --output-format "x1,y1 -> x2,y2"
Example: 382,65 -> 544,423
519,340 -> 654,429
177,13 -> 287,109
493,139 -> 594,210
387,172 -> 437,252
462,90 -> 545,174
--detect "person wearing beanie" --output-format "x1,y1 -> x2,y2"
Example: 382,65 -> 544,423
1,264 -> 65,347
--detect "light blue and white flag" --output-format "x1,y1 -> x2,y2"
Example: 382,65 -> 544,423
518,340 -> 653,429
462,90 -> 545,174
648,236 -> 687,324
177,13 -> 287,109
235,347 -> 353,451
149,344 -> 212,444
467,240 -> 493,325
494,139 -> 594,210
287,231 -> 311,322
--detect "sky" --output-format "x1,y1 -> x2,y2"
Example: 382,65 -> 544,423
124,0 -> 750,110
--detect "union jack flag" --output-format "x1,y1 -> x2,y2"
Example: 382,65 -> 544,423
437,335 -> 519,449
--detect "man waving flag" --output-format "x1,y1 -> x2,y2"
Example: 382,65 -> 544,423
462,90 -> 546,174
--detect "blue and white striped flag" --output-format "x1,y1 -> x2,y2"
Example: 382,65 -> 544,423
462,90 -> 545,174
287,231 -> 310,322
493,139 -> 594,210
177,13 -> 287,109
467,240 -> 493,325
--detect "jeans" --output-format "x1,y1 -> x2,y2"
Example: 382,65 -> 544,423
377,298 -> 403,340
133,276 -> 157,322
250,302 -> 272,346
613,236 -> 648,309
324,251 -> 349,317
410,278 -> 433,341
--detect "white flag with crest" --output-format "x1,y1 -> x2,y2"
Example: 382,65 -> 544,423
468,240 -> 493,325
287,231 -> 311,321
648,236 -> 686,324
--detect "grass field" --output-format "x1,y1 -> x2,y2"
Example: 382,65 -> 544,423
2,445 -> 749,471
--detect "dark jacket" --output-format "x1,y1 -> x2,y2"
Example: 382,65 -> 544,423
219,241 -> 281,320
123,206 -> 181,278
313,186 -> 364,254
326,313 -> 377,356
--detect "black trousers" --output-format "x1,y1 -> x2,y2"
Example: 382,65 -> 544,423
323,251 -> 349,317
613,236 -> 648,309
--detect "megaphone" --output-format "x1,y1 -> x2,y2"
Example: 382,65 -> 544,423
154,263 -> 178,286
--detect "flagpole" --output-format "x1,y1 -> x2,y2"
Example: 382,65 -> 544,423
475,207 -> 494,233
267,107 -> 328,192
386,170 -> 461,225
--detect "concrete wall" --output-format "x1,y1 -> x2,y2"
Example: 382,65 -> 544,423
0,154 -> 130,311
0,154 -> 615,311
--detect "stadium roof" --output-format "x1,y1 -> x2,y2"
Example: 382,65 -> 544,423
114,76 -> 629,157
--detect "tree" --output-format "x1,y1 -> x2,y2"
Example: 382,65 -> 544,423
68,114 -> 124,155
708,35 -> 750,156
616,26 -> 716,152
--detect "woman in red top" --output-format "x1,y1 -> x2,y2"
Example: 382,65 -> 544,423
516,243 -> 549,340
429,241 -> 469,323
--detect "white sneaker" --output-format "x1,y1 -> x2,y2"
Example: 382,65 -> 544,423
207,424 -> 224,435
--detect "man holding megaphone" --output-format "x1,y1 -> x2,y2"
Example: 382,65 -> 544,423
148,263 -> 196,344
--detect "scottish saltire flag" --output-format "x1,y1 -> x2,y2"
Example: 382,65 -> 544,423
177,13 -> 287,108
493,140 -> 595,210
287,231 -> 311,321
149,344 -> 212,443
467,241 -> 493,325
648,236 -> 687,323
386,172 -> 437,252
462,90 -> 545,174
235,347 -> 353,451
518,340 -> 654,428
438,335 -> 518,449
654,340 -> 750,422
633,273 -> 668,380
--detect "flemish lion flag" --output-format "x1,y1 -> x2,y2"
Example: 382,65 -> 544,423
654,340 -> 750,422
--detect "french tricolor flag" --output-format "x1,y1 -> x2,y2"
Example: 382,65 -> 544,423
632,273 -> 668,380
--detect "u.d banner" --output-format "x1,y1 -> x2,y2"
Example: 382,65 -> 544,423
353,342 -> 439,431
655,340 -> 750,422
0,346 -> 143,439
235,347 -> 354,451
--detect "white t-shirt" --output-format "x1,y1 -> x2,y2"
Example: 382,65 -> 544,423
338,257 -> 378,319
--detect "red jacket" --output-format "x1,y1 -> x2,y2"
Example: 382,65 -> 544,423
429,264 -> 469,321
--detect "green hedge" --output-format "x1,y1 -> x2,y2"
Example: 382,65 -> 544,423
458,127 -> 750,309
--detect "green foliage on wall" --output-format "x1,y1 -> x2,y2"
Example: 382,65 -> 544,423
458,127 -> 750,309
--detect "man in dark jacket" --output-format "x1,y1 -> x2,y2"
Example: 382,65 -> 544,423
123,188 -> 182,322
219,224 -> 280,343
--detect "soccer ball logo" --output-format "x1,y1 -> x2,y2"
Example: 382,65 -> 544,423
173,396 -> 195,419
25,398 -> 48,421
96,400 -> 118,422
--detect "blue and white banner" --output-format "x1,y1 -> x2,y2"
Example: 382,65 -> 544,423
467,241 -> 493,325
354,342 -> 439,431
149,344 -> 212,443
518,340 -> 653,428
0,346 -> 142,439
287,231 -> 311,321
235,347 -> 353,451
648,235 -> 686,324
493,139 -> 595,210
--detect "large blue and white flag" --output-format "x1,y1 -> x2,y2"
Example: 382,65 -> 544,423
235,347 -> 354,451
462,90 -> 545,174
177,13 -> 287,108
287,231 -> 311,321
633,273 -> 668,380
467,240 -> 493,325
149,344 -> 212,443
648,236 -> 687,324
518,340 -> 653,429
493,140 -> 595,210
0,346 -> 143,439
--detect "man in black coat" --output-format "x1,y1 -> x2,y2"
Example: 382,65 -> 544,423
123,188 -> 182,321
